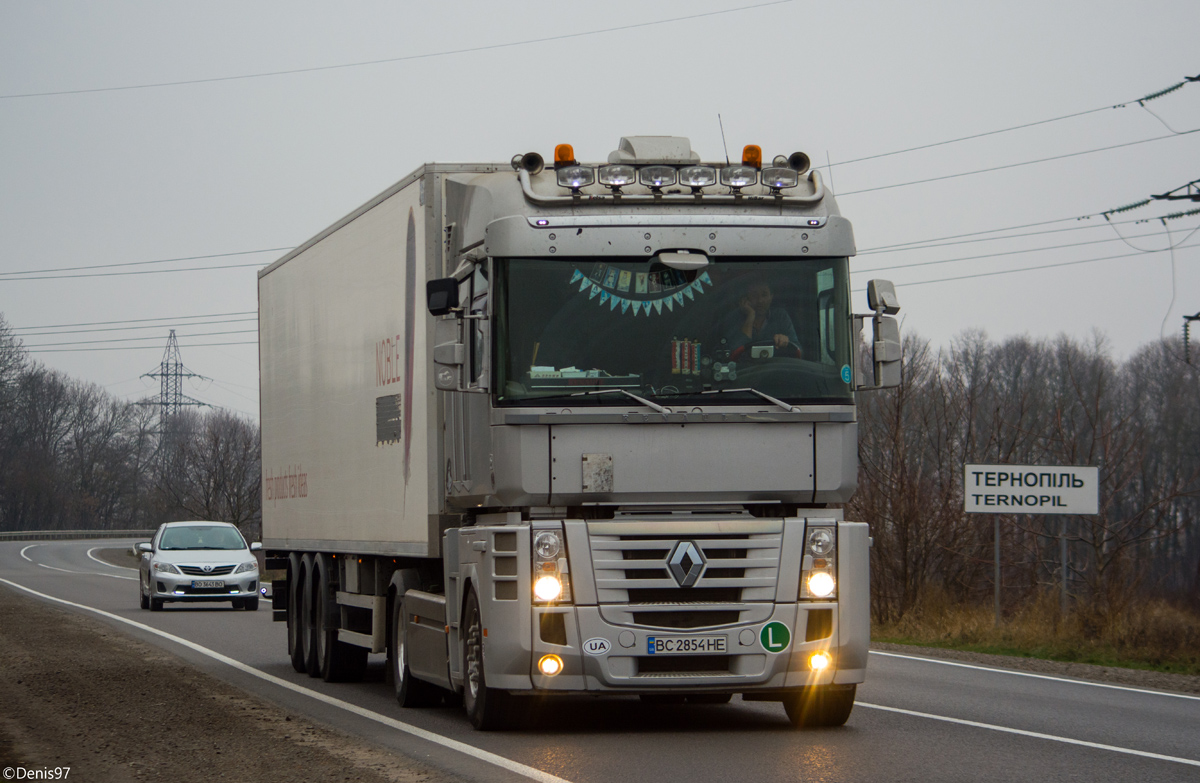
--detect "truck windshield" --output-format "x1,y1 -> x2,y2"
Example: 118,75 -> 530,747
494,256 -> 853,406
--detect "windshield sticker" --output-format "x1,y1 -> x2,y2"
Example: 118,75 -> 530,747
569,266 -> 711,317
841,364 -> 852,384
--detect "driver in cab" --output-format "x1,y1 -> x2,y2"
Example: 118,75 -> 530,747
722,276 -> 800,360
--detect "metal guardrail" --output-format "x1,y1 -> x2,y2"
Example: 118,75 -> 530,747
0,529 -> 155,542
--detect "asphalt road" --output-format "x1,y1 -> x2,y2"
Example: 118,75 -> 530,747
3,539 -> 1198,783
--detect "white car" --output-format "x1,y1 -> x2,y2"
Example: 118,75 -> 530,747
138,521 -> 262,611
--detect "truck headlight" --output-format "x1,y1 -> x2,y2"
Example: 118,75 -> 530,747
806,571 -> 835,598
534,575 -> 563,602
532,528 -> 572,604
800,523 -> 837,600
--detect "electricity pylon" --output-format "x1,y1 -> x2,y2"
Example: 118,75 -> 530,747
138,330 -> 209,430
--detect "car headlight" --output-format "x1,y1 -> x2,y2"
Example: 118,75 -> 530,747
800,523 -> 837,600
234,560 -> 258,574
153,562 -> 180,574
532,528 -> 572,604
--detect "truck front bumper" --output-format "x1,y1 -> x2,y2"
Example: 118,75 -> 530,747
520,602 -> 865,694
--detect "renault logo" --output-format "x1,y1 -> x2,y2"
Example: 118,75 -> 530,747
667,541 -> 706,588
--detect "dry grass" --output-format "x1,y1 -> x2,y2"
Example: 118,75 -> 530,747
872,590 -> 1200,676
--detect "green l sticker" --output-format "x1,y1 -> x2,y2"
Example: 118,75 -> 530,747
760,621 -> 791,652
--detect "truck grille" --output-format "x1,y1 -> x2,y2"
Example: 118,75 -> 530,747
589,522 -> 782,629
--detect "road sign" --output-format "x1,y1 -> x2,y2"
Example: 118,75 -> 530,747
964,464 -> 1098,515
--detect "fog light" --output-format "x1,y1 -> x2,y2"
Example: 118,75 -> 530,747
538,654 -> 564,676
807,572 -> 835,597
809,652 -> 831,671
534,575 -> 563,602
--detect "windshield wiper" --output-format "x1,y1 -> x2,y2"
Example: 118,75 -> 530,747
570,388 -> 673,414
701,387 -> 799,413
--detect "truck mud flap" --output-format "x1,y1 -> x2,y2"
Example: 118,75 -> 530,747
404,589 -> 452,690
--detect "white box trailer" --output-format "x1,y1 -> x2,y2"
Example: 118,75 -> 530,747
259,137 -> 902,730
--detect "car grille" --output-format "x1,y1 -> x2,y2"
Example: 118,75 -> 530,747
178,565 -> 236,576
589,521 -> 782,629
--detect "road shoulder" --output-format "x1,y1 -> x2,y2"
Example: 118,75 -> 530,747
872,641 -> 1200,695
0,584 -> 458,782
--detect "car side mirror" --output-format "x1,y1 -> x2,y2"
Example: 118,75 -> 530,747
427,278 -> 460,316
137,542 -> 152,553
250,542 -> 262,552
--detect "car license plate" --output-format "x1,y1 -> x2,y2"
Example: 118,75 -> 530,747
192,580 -> 225,588
646,636 -> 726,655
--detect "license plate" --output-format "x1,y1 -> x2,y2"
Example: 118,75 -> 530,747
646,636 -> 727,655
192,580 -> 225,588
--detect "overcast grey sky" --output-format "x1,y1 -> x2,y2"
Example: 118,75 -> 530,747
2,0 -> 1197,419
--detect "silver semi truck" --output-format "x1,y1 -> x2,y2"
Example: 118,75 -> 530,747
258,136 -> 902,730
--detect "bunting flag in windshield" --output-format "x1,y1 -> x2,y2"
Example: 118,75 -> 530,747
570,265 -> 712,317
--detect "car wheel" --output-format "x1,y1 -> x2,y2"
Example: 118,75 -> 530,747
391,593 -> 440,707
149,596 -> 163,612
231,598 -> 245,610
244,596 -> 259,611
139,580 -> 149,610
462,589 -> 517,730
783,684 -> 856,728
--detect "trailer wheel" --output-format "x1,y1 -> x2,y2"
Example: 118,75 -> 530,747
288,554 -> 306,673
462,589 -> 516,730
314,555 -> 367,683
783,684 -> 856,728
300,554 -> 319,675
390,594 -> 440,707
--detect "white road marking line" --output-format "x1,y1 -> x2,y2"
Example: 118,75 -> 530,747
20,544 -> 38,562
35,562 -> 137,581
871,650 -> 1200,702
857,701 -> 1200,767
88,546 -> 139,572
0,577 -> 574,783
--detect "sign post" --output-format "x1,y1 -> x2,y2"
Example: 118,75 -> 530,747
964,464 -> 1099,627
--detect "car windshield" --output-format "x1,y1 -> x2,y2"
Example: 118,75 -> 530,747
494,256 -> 853,406
159,525 -> 246,551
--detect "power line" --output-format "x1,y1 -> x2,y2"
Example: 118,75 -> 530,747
855,223 -> 1200,274
830,76 -> 1199,168
16,316 -> 257,337
0,248 -> 289,277
0,1 -> 793,100
23,328 -> 257,349
852,240 -> 1200,292
857,214 -> 1152,255
9,310 -> 256,331
839,129 -> 1200,197
25,341 -> 258,354
2,261 -> 268,282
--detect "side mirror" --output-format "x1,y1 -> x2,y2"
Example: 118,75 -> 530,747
867,279 -> 900,315
873,316 -> 902,387
137,542 -> 152,554
856,279 -> 903,390
426,278 -> 460,316
250,542 -> 262,552
432,318 -> 465,391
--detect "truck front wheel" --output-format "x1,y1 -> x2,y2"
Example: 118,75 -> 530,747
462,589 -> 516,730
783,684 -> 856,728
